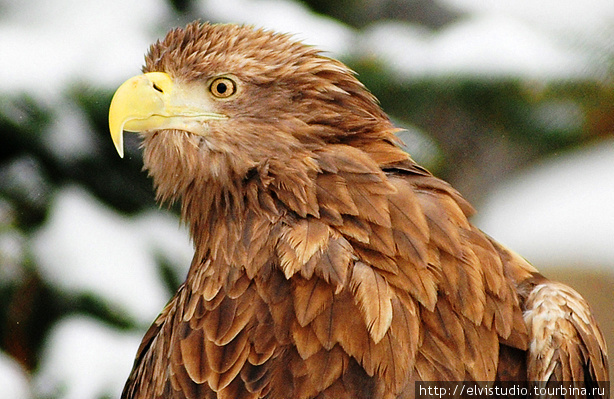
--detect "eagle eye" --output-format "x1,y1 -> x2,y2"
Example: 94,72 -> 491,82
209,77 -> 237,99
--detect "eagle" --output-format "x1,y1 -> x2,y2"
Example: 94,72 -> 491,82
108,22 -> 609,399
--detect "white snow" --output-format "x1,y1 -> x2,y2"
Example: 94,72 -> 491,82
0,0 -> 170,98
0,229 -> 27,286
359,15 -> 600,80
442,0 -> 614,79
44,100 -> 98,162
34,315 -> 143,399
0,350 -> 31,399
198,0 -> 354,56
443,0 -> 614,51
476,139 -> 614,271
31,186 -> 193,325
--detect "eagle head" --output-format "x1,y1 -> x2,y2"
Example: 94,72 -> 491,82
109,22 -> 390,205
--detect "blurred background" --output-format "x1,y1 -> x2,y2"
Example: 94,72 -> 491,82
1,0 -> 613,397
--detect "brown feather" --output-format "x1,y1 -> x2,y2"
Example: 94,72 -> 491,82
180,327 -> 210,384
315,173 -> 359,219
350,261 -> 394,343
291,322 -> 323,359
278,218 -> 330,279
293,277 -> 334,327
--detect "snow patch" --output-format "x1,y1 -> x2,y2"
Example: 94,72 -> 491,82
44,101 -> 98,162
198,0 -> 354,56
441,0 -> 614,78
475,139 -> 614,271
34,316 -> 143,399
31,186 -> 192,324
359,16 -> 596,80
443,0 -> 614,47
0,0 -> 170,97
0,351 -> 30,399
0,229 -> 27,286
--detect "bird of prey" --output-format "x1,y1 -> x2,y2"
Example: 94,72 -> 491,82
108,22 -> 609,399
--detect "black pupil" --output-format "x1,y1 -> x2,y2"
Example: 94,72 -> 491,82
216,82 -> 228,94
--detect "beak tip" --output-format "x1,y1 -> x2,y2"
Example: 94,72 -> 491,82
111,129 -> 125,158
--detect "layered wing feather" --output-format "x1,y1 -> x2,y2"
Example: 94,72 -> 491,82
123,141 -> 608,399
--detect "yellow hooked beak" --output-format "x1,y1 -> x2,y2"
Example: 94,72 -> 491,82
108,72 -> 227,158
